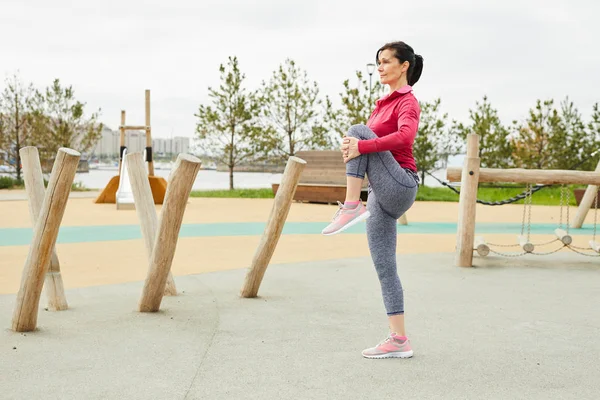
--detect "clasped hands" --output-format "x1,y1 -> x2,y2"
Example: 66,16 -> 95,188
341,137 -> 360,163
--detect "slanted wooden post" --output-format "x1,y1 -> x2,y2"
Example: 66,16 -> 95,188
398,213 -> 408,225
118,110 -> 126,173
138,154 -> 201,312
241,156 -> 307,298
145,90 -> 155,176
571,159 -> 600,229
20,147 -> 69,311
12,148 -> 80,332
127,152 -> 177,296
455,134 -> 480,267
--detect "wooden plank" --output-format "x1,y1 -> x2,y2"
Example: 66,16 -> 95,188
447,166 -> 600,185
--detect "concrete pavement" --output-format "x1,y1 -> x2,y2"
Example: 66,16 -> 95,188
2,252 -> 599,399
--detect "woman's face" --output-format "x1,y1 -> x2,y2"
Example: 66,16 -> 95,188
377,49 -> 409,87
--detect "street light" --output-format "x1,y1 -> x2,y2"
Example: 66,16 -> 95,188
366,63 -> 376,101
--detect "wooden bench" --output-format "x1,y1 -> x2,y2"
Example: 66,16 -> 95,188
271,150 -> 368,204
272,150 -> 409,224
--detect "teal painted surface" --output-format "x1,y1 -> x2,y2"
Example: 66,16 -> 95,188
1,222 -> 598,247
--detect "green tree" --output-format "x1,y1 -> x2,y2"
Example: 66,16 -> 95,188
0,74 -> 36,181
588,103 -> 600,146
511,98 -> 598,170
558,97 -> 598,170
413,99 -> 460,185
29,79 -> 103,164
257,59 -> 331,161
325,71 -> 384,139
194,56 -> 261,190
511,99 -> 563,169
454,96 -> 513,168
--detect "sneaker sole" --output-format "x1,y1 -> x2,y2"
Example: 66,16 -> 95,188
322,211 -> 371,236
362,350 -> 414,359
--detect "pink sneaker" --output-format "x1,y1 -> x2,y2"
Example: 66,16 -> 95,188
362,333 -> 414,359
322,201 -> 370,236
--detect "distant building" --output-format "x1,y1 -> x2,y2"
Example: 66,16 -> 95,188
90,127 -> 190,158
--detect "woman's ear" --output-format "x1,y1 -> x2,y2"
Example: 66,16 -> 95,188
402,61 -> 410,73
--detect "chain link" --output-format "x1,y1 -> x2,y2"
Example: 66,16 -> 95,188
594,191 -> 598,242
565,186 -> 571,234
527,184 -> 533,241
529,245 -> 567,256
488,248 -> 527,257
530,238 -> 561,247
559,186 -> 565,229
565,245 -> 600,257
486,242 -> 521,248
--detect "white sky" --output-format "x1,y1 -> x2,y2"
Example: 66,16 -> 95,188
2,0 -> 598,140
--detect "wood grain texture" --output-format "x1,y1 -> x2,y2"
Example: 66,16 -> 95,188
20,146 -> 68,311
138,154 -> 201,312
12,148 -> 80,331
127,152 -> 177,296
241,156 -> 306,298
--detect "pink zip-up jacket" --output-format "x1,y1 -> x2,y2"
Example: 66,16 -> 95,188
357,85 -> 420,172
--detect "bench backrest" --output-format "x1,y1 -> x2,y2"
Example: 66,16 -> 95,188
295,150 -> 368,186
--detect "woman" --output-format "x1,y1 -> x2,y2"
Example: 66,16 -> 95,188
322,41 -> 423,359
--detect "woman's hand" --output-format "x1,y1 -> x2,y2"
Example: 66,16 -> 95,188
341,137 -> 360,163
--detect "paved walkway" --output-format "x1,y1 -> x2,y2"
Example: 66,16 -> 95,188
2,195 -> 600,398
2,253 -> 599,399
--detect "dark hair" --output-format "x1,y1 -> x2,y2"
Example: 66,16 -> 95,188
376,41 -> 423,86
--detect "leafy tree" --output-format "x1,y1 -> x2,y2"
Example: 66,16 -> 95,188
257,59 -> 331,161
511,99 -> 563,169
0,74 -> 35,181
511,98 -> 599,170
325,71 -> 384,138
29,79 -> 103,164
413,99 -> 460,185
194,56 -> 261,189
454,96 -> 513,168
558,97 -> 599,171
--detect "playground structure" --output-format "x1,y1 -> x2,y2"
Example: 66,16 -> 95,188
11,146 -> 307,331
94,90 -> 168,206
448,134 -> 600,267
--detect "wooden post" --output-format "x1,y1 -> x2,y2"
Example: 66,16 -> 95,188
20,147 -> 68,311
12,148 -> 80,332
455,134 -> 480,267
571,159 -> 600,229
145,90 -> 154,176
126,152 -> 177,296
241,156 -> 307,298
398,213 -> 408,225
447,167 -> 600,185
118,110 -> 126,174
138,154 -> 201,312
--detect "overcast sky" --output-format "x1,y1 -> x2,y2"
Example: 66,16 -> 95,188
2,0 -> 599,142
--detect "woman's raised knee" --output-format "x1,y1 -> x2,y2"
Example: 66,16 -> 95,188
347,124 -> 369,138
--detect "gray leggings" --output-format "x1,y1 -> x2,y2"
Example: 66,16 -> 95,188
345,124 -> 419,316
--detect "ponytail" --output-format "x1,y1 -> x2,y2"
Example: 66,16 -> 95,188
409,54 -> 423,86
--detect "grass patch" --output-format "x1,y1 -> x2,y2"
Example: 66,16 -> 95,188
416,185 -> 582,206
190,188 -> 275,198
0,176 -> 90,191
187,185 -> 583,206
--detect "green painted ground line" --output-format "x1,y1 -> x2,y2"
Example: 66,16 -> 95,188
0,222 -> 598,247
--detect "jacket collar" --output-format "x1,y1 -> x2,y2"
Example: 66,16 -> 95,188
376,85 -> 413,105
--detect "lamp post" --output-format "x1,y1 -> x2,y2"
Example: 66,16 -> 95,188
366,63 -> 376,103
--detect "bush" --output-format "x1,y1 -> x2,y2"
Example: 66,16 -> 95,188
0,176 -> 23,189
